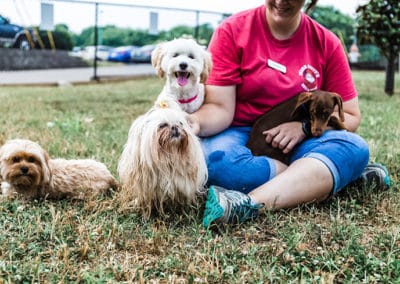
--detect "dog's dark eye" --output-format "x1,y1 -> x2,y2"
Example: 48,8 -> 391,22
12,157 -> 21,163
173,53 -> 179,58
188,54 -> 195,59
27,156 -> 36,163
159,123 -> 168,129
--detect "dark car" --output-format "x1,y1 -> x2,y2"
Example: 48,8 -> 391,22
0,15 -> 35,50
131,44 -> 156,63
108,46 -> 138,63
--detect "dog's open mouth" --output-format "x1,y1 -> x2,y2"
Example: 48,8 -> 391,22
175,71 -> 190,86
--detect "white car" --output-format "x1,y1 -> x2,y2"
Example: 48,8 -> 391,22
81,45 -> 111,61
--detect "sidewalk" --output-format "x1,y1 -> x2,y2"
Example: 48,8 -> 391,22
0,64 -> 156,86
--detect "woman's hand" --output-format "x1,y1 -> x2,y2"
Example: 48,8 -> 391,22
263,121 -> 306,154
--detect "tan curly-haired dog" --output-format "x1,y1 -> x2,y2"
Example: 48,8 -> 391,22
0,139 -> 117,200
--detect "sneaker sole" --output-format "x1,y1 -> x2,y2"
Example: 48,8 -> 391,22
368,163 -> 390,187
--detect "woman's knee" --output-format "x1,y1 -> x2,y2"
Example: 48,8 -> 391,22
344,132 -> 370,175
307,131 -> 370,192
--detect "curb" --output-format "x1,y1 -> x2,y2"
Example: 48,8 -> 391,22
0,74 -> 156,87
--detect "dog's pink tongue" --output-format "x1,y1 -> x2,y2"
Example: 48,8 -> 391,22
177,73 -> 188,86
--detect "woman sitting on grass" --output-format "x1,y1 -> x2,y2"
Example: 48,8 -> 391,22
188,0 -> 390,227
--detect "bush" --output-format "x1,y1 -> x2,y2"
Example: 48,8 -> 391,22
36,30 -> 73,51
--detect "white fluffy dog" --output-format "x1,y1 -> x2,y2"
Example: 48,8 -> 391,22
0,139 -> 117,200
151,38 -> 212,113
117,97 -> 208,218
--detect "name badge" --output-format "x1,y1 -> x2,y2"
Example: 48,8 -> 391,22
267,59 -> 287,74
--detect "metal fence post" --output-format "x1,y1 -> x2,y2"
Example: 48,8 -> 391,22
195,10 -> 199,42
92,2 -> 99,81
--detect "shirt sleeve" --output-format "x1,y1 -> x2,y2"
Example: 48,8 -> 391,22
322,43 -> 358,102
206,24 -> 243,86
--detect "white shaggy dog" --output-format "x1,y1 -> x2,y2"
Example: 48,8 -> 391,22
117,97 -> 208,218
151,38 -> 212,113
0,139 -> 117,200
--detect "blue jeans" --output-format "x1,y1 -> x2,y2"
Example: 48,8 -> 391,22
201,127 -> 369,194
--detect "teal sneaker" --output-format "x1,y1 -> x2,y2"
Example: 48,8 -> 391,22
202,185 -> 263,228
350,163 -> 390,190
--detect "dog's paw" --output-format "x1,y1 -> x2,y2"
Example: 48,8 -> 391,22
1,181 -> 15,197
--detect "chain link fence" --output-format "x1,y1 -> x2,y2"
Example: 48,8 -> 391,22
1,0 -> 230,80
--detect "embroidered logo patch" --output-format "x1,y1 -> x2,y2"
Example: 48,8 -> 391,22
299,64 -> 320,91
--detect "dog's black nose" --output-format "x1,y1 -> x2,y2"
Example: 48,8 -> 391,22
20,166 -> 29,174
179,62 -> 188,70
171,125 -> 180,138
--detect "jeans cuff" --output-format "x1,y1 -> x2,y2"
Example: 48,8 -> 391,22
267,158 -> 277,181
305,152 -> 340,194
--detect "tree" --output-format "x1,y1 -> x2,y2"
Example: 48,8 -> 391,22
74,27 -> 94,47
161,24 -> 214,45
163,25 -> 194,41
71,23 -> 215,49
309,6 -> 355,49
36,24 -> 73,50
357,0 -> 400,95
73,25 -> 159,47
196,23 -> 214,46
100,25 -> 157,46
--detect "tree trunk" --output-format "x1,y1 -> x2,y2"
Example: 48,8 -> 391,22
384,50 -> 396,96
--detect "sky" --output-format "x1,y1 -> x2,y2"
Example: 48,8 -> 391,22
2,0 -> 369,34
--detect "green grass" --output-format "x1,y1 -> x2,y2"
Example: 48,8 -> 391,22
0,71 -> 399,283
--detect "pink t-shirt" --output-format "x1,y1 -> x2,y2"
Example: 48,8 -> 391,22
207,5 -> 357,126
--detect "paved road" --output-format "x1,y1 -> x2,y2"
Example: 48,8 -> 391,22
0,64 -> 156,86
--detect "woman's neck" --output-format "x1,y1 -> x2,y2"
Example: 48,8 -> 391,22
266,10 -> 302,40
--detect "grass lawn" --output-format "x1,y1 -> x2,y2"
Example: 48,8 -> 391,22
0,70 -> 399,283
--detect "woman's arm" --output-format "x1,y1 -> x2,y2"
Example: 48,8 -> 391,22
340,96 -> 361,132
189,85 -> 236,137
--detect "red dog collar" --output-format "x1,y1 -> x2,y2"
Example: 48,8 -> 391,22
178,94 -> 198,104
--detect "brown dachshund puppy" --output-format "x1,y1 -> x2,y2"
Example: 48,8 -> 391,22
246,90 -> 347,164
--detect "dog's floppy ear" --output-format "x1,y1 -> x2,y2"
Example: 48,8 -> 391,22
151,43 -> 166,78
40,148 -> 51,185
0,145 -> 5,176
0,144 -> 4,162
200,50 -> 213,83
0,142 -> 13,177
291,92 -> 313,118
332,93 -> 345,122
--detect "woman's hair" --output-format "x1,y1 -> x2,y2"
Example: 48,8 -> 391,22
305,0 -> 318,14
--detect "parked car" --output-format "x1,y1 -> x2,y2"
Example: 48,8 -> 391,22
81,45 -> 111,61
131,44 -> 156,63
0,14 -> 36,50
69,46 -> 84,57
108,45 -> 138,63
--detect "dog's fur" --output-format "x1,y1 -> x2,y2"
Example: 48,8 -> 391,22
151,38 -> 212,113
117,97 -> 208,218
0,139 -> 118,200
246,90 -> 347,164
